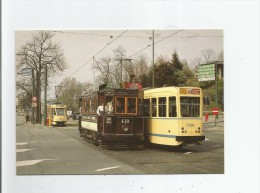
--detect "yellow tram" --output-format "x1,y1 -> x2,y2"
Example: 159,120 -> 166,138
143,86 -> 205,147
47,104 -> 67,126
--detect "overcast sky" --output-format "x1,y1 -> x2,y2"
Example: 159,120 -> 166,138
16,29 -> 223,90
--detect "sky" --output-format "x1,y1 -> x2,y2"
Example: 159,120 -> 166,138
15,29 -> 223,95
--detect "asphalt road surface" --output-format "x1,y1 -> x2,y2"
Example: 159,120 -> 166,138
16,113 -> 224,175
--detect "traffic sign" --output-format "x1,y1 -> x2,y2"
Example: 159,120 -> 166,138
32,102 -> 37,108
32,96 -> 37,102
212,107 -> 219,115
197,64 -> 215,81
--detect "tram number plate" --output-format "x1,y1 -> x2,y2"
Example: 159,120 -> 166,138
121,119 -> 130,124
187,123 -> 194,127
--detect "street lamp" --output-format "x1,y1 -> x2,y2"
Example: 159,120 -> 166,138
19,67 -> 35,124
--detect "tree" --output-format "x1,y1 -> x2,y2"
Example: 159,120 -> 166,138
58,78 -> 92,113
16,31 -> 67,123
201,49 -> 216,63
169,51 -> 186,86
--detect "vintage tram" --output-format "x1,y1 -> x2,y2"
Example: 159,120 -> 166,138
78,83 -> 144,147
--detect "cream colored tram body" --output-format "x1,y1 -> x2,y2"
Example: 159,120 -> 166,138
143,87 -> 205,146
47,104 -> 67,126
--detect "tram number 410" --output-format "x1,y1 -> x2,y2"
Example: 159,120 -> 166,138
121,119 -> 130,124
187,123 -> 194,127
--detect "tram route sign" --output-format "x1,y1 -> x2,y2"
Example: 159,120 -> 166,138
197,64 -> 215,81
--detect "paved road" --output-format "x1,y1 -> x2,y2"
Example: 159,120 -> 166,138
16,113 -> 224,175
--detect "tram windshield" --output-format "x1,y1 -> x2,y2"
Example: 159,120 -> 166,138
56,108 -> 65,115
180,97 -> 200,117
115,97 -> 137,114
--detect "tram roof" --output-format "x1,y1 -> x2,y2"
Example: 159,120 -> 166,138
144,86 -> 201,95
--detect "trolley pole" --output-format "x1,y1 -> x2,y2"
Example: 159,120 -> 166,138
152,29 -> 155,88
44,64 -> 47,126
215,63 -> 218,126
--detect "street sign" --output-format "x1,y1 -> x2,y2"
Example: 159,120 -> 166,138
21,68 -> 32,77
32,96 -> 37,102
32,102 -> 37,108
197,64 -> 215,81
212,107 -> 219,115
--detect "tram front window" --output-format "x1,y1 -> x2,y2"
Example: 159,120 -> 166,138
180,97 -> 200,117
116,97 -> 125,113
127,98 -> 136,113
56,108 -> 65,115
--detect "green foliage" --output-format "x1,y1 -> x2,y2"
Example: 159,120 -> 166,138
58,78 -> 92,112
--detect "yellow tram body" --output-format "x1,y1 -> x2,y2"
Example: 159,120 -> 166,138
47,104 -> 67,126
144,87 -> 205,146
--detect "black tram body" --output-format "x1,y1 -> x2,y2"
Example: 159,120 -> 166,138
79,84 -> 144,147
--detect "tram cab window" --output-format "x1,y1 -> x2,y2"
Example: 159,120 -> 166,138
180,97 -> 200,117
152,98 -> 157,117
105,96 -> 113,114
56,108 -> 65,115
169,97 -> 177,117
116,97 -> 125,113
127,98 -> 137,113
143,99 -> 150,117
159,97 -> 166,117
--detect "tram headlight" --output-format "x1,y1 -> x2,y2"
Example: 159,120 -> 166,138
106,117 -> 112,124
122,125 -> 129,132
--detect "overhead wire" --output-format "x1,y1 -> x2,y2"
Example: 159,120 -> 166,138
68,30 -> 128,78
127,29 -> 184,59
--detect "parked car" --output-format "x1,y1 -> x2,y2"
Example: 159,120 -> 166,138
72,113 -> 80,120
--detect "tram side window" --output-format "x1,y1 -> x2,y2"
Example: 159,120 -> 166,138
116,97 -> 125,113
152,98 -> 157,117
180,97 -> 200,117
143,99 -> 150,117
127,98 -> 137,113
159,97 -> 166,117
169,97 -> 177,117
84,99 -> 89,114
89,98 -> 97,114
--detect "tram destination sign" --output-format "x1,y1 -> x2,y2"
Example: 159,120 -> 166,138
197,64 -> 215,82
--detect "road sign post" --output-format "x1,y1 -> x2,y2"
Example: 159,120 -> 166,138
213,107 -> 219,126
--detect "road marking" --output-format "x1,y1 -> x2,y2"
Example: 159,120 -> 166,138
16,149 -> 36,153
184,152 -> 192,155
95,166 -> 120,172
205,138 -> 210,141
212,145 -> 220,147
16,143 -> 28,145
16,159 -> 57,167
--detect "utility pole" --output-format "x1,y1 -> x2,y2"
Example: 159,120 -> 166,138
152,29 -> 155,88
44,64 -> 47,126
32,69 -> 35,124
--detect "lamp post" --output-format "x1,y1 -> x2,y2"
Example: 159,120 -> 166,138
20,67 -> 35,124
